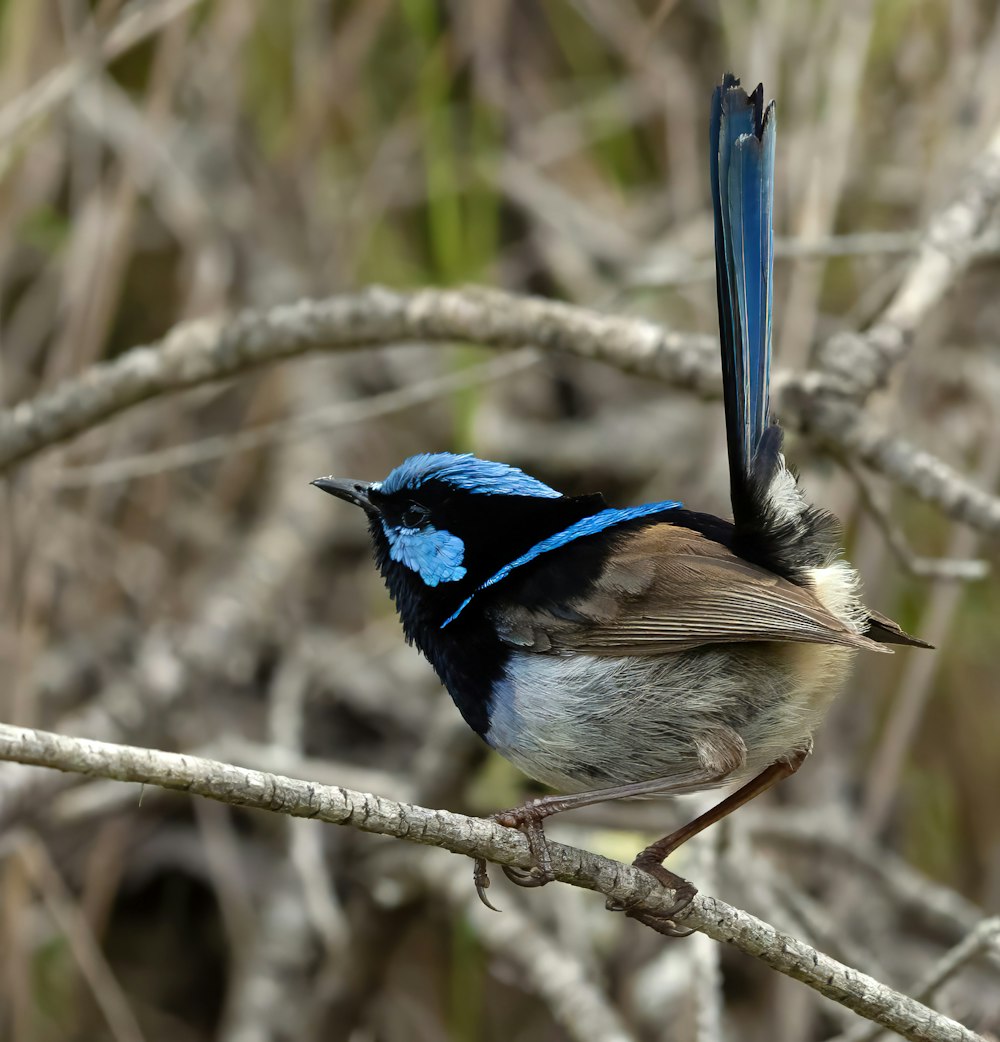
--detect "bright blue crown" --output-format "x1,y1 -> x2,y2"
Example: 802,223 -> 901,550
376,452 -> 562,499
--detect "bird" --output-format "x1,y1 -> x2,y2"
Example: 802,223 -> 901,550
312,74 -> 929,927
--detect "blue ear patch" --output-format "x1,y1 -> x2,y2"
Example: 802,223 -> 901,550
384,522 -> 467,586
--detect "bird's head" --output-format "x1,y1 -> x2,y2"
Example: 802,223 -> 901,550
312,452 -> 606,645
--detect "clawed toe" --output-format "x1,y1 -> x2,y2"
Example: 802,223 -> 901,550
472,806 -> 557,909
605,857 -> 697,937
501,863 -> 555,888
625,911 -> 697,938
473,856 -> 502,911
633,859 -> 698,913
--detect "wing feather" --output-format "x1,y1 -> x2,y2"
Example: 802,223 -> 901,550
491,524 -> 888,656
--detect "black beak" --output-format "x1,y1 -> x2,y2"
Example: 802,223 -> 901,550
311,476 -> 379,514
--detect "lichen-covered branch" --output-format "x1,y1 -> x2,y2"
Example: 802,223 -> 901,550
0,722 -> 983,1042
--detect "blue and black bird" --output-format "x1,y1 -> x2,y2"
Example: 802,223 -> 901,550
313,75 -> 928,920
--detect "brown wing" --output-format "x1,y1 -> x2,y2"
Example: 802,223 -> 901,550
491,523 -> 889,656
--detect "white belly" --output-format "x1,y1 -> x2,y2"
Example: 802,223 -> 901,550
484,642 -> 853,793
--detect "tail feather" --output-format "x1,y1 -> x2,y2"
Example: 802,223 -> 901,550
708,76 -> 930,649
710,74 -> 776,529
710,75 -> 839,581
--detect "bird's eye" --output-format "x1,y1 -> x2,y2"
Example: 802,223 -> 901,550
401,504 -> 429,528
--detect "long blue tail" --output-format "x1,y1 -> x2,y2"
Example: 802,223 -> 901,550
710,74 -> 776,532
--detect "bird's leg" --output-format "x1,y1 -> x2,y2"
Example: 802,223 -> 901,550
473,769 -> 736,910
621,743 -> 812,934
634,743 -> 812,871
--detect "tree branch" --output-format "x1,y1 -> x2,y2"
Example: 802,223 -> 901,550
0,287 -> 715,474
790,388 -> 1000,536
0,722 -> 983,1042
818,117 -> 1000,397
1,286 -> 997,539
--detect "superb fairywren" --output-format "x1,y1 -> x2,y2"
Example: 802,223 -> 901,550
313,75 -> 928,922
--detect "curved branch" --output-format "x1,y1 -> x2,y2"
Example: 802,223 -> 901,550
0,287 -> 716,474
0,286 -> 997,541
0,722 -> 982,1042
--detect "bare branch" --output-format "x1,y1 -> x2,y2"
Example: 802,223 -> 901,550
819,117 -> 1000,396
1,287 -> 997,541
626,230 -> 1000,291
752,810 -> 1000,985
16,833 -> 147,1042
835,919 -> 1000,1042
0,288 -> 716,474
786,385 -> 1000,536
844,461 -> 989,580
0,722 -> 983,1042
43,348 -> 540,488
860,432 -> 1000,834
820,115 -> 1000,393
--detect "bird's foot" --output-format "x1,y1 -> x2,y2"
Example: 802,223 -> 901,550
605,855 -> 698,938
473,804 -> 556,911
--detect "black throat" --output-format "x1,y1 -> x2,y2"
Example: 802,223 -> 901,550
367,491 -> 605,735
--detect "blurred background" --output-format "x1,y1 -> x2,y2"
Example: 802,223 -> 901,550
1,1 -> 999,1040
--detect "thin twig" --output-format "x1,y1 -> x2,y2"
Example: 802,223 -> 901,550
625,231 -> 1000,289
786,383 -> 1000,536
861,430 -> 1000,834
750,812 -> 999,968
0,0 -> 201,150
16,833 -> 147,1042
819,115 -> 1000,397
845,461 -> 989,580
